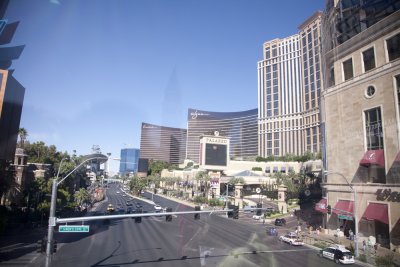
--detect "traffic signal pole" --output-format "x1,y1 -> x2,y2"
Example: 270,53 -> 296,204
45,156 -> 107,267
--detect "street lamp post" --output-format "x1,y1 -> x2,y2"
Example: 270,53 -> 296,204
45,156 -> 106,267
324,171 -> 359,258
225,183 -> 229,211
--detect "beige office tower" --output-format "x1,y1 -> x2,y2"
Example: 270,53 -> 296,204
257,12 -> 323,158
321,0 -> 400,251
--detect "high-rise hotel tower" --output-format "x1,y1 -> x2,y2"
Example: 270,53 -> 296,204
258,12 -> 323,157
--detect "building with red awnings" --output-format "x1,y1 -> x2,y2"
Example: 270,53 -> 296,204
314,198 -> 327,213
321,4 -> 400,251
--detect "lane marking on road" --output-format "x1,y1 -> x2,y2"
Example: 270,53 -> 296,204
0,243 -> 24,251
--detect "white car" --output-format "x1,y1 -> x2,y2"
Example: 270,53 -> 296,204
154,205 -> 162,211
116,191 -> 120,194
318,245 -> 355,264
279,232 -> 304,246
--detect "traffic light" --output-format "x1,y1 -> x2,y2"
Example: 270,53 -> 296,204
194,206 -> 200,220
166,207 -> 172,221
227,204 -> 234,218
233,205 -> 239,219
135,208 -> 142,223
327,205 -> 332,214
256,203 -> 262,216
52,240 -> 57,254
36,239 -> 46,253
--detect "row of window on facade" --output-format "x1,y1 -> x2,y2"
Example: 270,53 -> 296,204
265,166 -> 294,174
328,32 -> 400,87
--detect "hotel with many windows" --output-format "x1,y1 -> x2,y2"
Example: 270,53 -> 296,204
139,122 -> 187,165
258,12 -> 323,157
186,108 -> 258,164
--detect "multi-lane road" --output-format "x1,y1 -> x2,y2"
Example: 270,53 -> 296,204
32,183 -> 362,267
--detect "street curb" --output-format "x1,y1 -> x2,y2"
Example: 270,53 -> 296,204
147,191 -> 196,208
126,190 -> 155,205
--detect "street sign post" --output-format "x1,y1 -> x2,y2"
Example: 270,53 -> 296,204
338,214 -> 353,221
59,225 -> 90,233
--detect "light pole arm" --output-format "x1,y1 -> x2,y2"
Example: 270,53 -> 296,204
57,157 -> 98,186
46,156 -> 105,267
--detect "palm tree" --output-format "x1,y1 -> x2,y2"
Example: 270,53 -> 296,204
195,171 -> 211,198
18,128 -> 28,148
74,188 -> 90,209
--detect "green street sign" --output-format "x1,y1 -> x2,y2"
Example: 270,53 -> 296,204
59,225 -> 90,233
338,214 -> 353,221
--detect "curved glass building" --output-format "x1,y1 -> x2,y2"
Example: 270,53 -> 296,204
140,122 -> 187,165
187,108 -> 258,163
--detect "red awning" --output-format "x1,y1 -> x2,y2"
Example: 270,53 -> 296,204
359,149 -> 385,167
333,200 -> 354,217
362,203 -> 389,224
315,198 -> 327,213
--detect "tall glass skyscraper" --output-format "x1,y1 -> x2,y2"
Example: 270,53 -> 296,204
119,148 -> 140,175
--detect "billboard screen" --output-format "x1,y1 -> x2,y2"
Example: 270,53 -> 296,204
205,144 -> 227,166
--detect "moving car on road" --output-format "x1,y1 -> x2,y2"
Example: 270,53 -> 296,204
318,245 -> 355,264
279,232 -> 304,246
154,205 -> 163,211
274,218 -> 286,226
107,204 -> 114,212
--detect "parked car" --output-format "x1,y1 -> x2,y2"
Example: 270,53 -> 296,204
318,245 -> 355,264
279,232 -> 304,246
274,218 -> 286,226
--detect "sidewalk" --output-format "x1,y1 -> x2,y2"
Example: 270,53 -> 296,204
297,228 -> 400,267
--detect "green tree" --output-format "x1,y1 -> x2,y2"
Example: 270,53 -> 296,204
0,161 -> 15,205
195,171 -> 211,198
74,188 -> 91,207
129,175 -> 147,195
24,141 -> 66,165
271,171 -> 303,201
148,160 -> 170,175
18,128 -> 28,148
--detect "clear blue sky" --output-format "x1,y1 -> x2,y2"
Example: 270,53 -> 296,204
6,0 -> 323,172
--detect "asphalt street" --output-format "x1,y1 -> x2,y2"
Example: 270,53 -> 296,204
31,183 -> 363,267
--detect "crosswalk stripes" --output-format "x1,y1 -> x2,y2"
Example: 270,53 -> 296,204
0,251 -> 39,266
